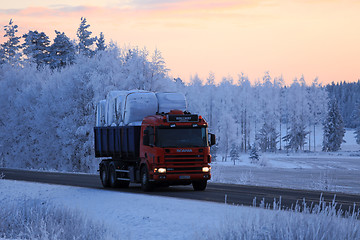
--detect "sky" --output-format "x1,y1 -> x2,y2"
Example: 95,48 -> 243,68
0,0 -> 359,85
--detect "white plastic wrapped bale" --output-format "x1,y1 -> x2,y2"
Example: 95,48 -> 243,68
123,92 -> 158,126
96,100 -> 106,127
156,92 -> 187,113
105,91 -> 128,126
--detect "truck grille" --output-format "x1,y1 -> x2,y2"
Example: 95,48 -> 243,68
164,154 -> 204,164
164,154 -> 204,174
166,167 -> 203,174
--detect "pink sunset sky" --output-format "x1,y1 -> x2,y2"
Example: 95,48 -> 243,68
0,0 -> 359,85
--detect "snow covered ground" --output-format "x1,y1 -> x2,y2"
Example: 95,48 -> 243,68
0,179 -> 359,240
211,129 -> 360,194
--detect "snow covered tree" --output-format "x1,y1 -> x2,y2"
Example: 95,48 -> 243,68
282,78 -> 310,152
77,17 -> 96,57
307,79 -> 328,151
22,30 -> 50,67
249,143 -> 260,164
356,127 -> 360,145
230,144 -> 240,165
256,122 -> 278,152
49,31 -> 75,69
352,101 -> 360,144
283,122 -> 309,152
322,100 -> 345,152
96,32 -> 106,52
1,19 -> 21,64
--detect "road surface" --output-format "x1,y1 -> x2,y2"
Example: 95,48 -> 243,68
1,168 -> 359,213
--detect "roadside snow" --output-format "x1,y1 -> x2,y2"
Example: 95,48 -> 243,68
0,180 -> 359,240
211,129 -> 360,194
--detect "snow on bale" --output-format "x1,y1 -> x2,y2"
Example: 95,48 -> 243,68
96,100 -> 106,127
156,92 -> 187,113
123,92 -> 158,125
104,91 -> 128,126
97,90 -> 187,126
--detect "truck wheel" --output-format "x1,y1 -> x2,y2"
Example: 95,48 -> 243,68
192,180 -> 207,191
141,166 -> 153,192
100,164 -> 110,188
109,164 -> 118,188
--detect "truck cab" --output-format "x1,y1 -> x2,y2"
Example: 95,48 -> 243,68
139,110 -> 215,191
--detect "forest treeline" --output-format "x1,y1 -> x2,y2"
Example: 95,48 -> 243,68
0,18 -> 359,171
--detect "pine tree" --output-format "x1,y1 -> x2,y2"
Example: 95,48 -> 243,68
22,30 -> 50,67
1,19 -> 21,64
77,17 -> 96,57
322,100 -> 345,151
49,31 -> 75,69
96,32 -> 106,52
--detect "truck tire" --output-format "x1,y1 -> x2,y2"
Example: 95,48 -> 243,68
141,166 -> 153,191
192,180 -> 207,191
109,163 -> 130,188
109,164 -> 118,188
100,164 -> 110,188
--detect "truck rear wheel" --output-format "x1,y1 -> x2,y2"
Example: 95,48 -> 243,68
141,166 -> 153,191
109,163 -> 130,188
192,180 -> 207,191
100,164 -> 110,188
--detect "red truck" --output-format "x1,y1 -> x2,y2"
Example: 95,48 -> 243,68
94,91 -> 215,191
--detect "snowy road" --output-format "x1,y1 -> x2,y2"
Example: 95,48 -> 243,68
1,168 -> 359,212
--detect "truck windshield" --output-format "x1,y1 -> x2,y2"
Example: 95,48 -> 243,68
156,127 -> 208,148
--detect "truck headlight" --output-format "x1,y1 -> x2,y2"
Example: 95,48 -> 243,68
158,168 -> 167,174
202,167 -> 211,173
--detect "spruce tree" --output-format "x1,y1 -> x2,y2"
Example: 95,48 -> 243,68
322,100 -> 345,151
356,127 -> 360,145
249,143 -> 260,164
230,144 -> 240,165
352,101 -> 360,144
283,122 -> 309,152
255,122 -> 278,152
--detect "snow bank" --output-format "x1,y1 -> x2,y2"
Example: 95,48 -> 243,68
0,180 -> 358,240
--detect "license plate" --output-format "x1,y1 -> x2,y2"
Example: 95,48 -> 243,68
179,175 -> 190,179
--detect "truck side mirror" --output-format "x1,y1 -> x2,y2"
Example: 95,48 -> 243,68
209,133 -> 216,146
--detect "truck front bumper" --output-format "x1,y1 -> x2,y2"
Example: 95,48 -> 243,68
152,172 -> 211,182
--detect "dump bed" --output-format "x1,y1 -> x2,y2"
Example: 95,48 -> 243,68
94,126 -> 141,159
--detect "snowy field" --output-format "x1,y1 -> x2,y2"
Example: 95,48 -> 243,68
0,179 -> 359,240
211,129 -> 360,194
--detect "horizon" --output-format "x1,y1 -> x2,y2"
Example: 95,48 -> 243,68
1,0 -> 359,85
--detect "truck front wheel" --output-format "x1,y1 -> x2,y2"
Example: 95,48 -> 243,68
141,166 -> 153,192
192,180 -> 207,191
